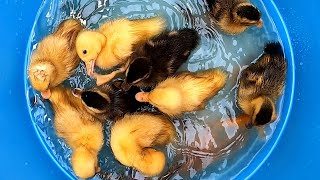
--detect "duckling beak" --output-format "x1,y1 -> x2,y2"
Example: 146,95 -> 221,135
245,122 -> 253,129
85,59 -> 96,77
41,89 -> 52,99
72,88 -> 83,98
135,92 -> 149,102
271,114 -> 278,122
256,19 -> 263,28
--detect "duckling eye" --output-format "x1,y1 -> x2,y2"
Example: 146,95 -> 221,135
83,50 -> 87,54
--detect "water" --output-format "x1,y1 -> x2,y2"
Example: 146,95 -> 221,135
25,0 -> 285,179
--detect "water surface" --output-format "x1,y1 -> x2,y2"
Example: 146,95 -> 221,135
26,0 -> 284,179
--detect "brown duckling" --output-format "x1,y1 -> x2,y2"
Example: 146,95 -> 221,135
121,28 -> 200,90
28,19 -> 83,99
110,113 -> 176,176
49,86 -> 104,179
72,79 -> 147,121
237,42 -> 286,128
206,0 -> 263,35
75,17 -> 166,85
135,68 -> 227,117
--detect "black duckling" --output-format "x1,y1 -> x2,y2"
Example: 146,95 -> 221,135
73,79 -> 147,121
237,42 -> 287,128
206,0 -> 263,35
121,28 -> 200,90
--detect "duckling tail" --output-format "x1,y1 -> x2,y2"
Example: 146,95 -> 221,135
54,18 -> 83,45
28,61 -> 56,92
134,148 -> 166,177
264,42 -> 284,56
177,28 -> 200,50
199,68 -> 228,90
71,146 -> 97,179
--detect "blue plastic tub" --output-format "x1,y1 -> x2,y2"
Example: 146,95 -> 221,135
0,0 -> 319,179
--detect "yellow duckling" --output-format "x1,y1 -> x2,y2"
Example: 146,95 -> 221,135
135,69 -> 227,117
49,86 -> 104,179
28,19 -> 83,99
237,42 -> 286,128
206,0 -> 263,34
75,17 -> 166,85
110,113 -> 176,176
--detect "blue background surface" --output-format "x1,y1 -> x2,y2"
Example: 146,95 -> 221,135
0,0 -> 318,179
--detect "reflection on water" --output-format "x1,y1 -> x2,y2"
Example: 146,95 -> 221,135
26,0 -> 283,179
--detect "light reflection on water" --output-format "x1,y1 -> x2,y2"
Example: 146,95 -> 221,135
26,0 -> 283,179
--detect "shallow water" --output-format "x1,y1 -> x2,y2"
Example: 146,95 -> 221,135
26,0 -> 284,179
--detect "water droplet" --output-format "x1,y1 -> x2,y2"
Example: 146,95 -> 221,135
232,40 -> 237,46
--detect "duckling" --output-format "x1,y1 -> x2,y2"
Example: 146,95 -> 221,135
135,69 -> 227,117
121,28 -> 200,90
49,86 -> 104,179
237,42 -> 286,128
28,19 -> 83,99
75,17 -> 166,85
72,79 -> 147,121
206,0 -> 263,35
110,113 -> 176,176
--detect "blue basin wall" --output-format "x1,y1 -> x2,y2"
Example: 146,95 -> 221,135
0,0 -> 318,179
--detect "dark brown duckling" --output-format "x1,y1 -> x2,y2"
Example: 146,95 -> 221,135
206,0 -> 263,35
237,42 -> 286,128
121,28 -> 200,90
73,79 -> 147,121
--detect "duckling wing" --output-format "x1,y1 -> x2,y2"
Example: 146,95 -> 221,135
142,29 -> 200,77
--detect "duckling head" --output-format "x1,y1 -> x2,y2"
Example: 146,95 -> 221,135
123,57 -> 152,91
247,96 -> 277,128
234,3 -> 263,28
28,61 -> 56,99
71,147 -> 98,179
72,88 -> 111,114
76,31 -> 106,76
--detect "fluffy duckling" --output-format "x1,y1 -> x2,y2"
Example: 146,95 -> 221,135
237,42 -> 286,128
76,17 -> 166,85
110,113 -> 176,176
72,79 -> 146,121
28,19 -> 83,99
121,28 -> 200,90
49,86 -> 104,179
135,69 -> 227,117
206,0 -> 263,35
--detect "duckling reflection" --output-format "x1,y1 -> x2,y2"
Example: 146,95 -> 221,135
161,115 -> 252,179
